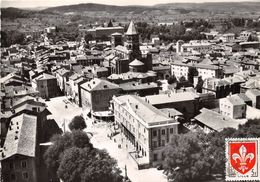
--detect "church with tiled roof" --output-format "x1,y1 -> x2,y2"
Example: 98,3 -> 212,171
110,20 -> 152,74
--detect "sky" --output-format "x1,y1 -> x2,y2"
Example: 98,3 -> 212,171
1,0 -> 259,8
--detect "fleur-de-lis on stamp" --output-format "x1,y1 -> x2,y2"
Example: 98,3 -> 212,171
232,145 -> 255,173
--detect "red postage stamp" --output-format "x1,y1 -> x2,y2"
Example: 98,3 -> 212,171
225,138 -> 260,181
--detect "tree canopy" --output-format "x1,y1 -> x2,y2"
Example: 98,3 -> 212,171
164,132 -> 212,182
44,130 -> 123,182
195,76 -> 204,93
187,66 -> 198,84
167,75 -> 177,85
164,119 -> 260,182
44,131 -> 93,171
69,115 -> 87,131
57,147 -> 122,182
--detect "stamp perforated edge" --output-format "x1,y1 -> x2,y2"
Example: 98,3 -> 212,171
225,138 -> 260,181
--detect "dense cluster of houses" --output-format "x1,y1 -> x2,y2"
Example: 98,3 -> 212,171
1,20 -> 260,179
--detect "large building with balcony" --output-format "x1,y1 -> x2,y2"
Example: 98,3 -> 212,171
112,95 -> 179,168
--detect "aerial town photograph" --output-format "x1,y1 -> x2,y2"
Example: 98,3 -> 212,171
0,0 -> 260,181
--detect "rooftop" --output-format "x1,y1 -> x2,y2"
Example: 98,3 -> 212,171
115,95 -> 176,127
143,92 -> 198,105
119,82 -> 158,91
195,108 -> 242,131
80,78 -> 120,91
125,21 -> 138,35
246,89 -> 260,96
0,113 -> 37,160
221,95 -> 245,106
129,59 -> 144,67
35,73 -> 56,80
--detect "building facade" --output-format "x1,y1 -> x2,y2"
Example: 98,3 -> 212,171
112,95 -> 178,168
32,73 -> 59,99
80,78 -> 121,112
219,95 -> 246,119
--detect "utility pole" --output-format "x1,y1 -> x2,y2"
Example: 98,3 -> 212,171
63,119 -> 66,133
124,164 -> 128,180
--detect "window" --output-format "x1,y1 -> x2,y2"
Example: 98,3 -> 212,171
10,162 -> 14,170
170,128 -> 174,134
153,141 -> 157,148
153,153 -> 158,161
10,174 -> 16,181
162,140 -> 165,146
162,152 -> 165,160
21,161 -> 27,168
153,130 -> 157,137
161,129 -> 165,135
22,172 -> 29,179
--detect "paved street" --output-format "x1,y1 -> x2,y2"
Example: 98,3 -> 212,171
44,96 -> 83,132
45,96 -> 167,182
86,122 -> 167,182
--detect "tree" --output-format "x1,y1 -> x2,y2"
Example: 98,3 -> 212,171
108,20 -> 113,27
164,132 -> 212,182
85,33 -> 93,43
58,147 -> 123,182
187,66 -> 198,84
167,75 -> 177,85
233,119 -> 260,138
69,115 -> 87,131
178,76 -> 186,83
195,76 -> 204,93
44,130 -> 123,182
44,131 -> 93,171
164,119 -> 260,181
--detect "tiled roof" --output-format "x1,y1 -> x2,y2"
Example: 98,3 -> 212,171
223,76 -> 245,84
0,73 -> 23,84
13,95 -> 35,107
80,78 -> 120,91
160,108 -> 183,117
125,21 -> 137,35
115,45 -> 130,53
35,73 -> 56,80
235,93 -> 252,103
221,95 -> 245,106
56,68 -> 70,76
69,73 -> 81,81
111,32 -> 123,36
119,82 -> 158,91
143,92 -> 198,105
116,95 -> 176,126
107,72 -> 149,80
129,59 -> 144,66
246,89 -> 260,96
195,108 -> 240,131
0,113 -> 37,160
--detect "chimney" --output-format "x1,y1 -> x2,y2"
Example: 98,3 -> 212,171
135,105 -> 138,109
15,136 -> 18,140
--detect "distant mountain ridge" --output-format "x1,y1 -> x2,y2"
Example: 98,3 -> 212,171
154,2 -> 260,12
42,2 -> 260,13
1,2 -> 260,19
42,3 -> 159,14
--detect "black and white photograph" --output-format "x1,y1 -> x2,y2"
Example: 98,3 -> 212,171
0,0 -> 260,181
